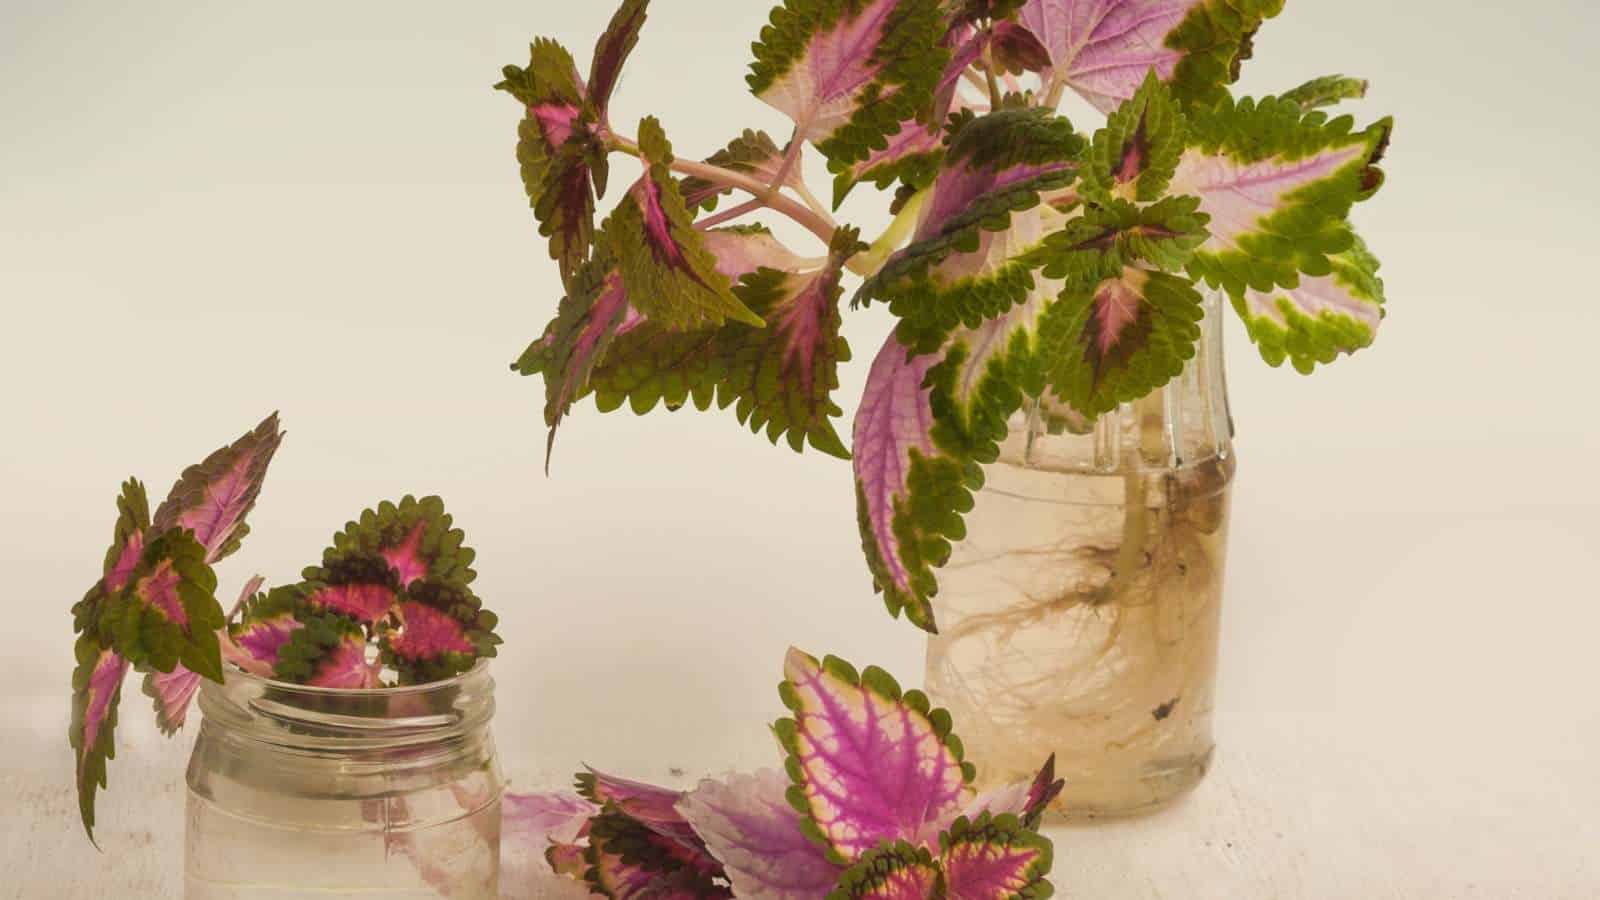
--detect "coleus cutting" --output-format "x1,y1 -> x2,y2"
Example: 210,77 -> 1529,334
503,647 -> 1063,899
69,414 -> 500,843
503,0 -> 1395,633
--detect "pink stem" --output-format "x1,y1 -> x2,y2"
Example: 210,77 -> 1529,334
695,198 -> 764,230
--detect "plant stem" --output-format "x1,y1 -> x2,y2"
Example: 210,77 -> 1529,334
1093,392 -> 1169,606
982,43 -> 1003,109
847,188 -> 929,278
694,198 -> 764,230
1043,73 -> 1068,109
793,180 -> 836,224
609,133 -> 837,247
769,127 -> 804,191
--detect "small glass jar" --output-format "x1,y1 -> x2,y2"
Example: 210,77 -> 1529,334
185,663 -> 503,899
925,294 -> 1236,820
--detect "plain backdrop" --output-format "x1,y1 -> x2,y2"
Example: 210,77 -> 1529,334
2,1 -> 1598,896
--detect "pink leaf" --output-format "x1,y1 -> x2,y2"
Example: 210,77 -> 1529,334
306,634 -> 381,689
307,582 -> 397,625
503,791 -> 598,848
776,649 -> 973,863
677,769 -> 844,900
224,579 -> 302,677
144,666 -> 202,735
104,530 -> 144,594
702,227 -> 810,283
1019,0 -> 1203,111
380,522 -> 430,587
389,600 -> 476,660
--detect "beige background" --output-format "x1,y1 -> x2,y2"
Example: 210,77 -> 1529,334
2,1 -> 1597,897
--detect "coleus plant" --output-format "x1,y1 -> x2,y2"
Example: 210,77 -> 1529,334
504,647 -> 1064,899
503,0 -> 1393,631
69,414 -> 500,842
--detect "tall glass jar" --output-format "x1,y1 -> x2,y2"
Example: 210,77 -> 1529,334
925,294 -> 1236,820
185,662 -> 503,898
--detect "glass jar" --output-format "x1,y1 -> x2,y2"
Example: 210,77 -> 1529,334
185,662 -> 503,898
925,294 -> 1236,820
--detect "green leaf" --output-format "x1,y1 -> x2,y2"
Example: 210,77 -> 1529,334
608,117 -> 762,330
1079,71 -> 1186,205
1037,267 -> 1205,416
305,494 -> 477,591
1166,0 -> 1287,110
748,0 -> 950,177
495,38 -> 586,109
500,39 -> 602,287
587,227 -> 863,458
1282,74 -> 1370,111
1025,196 -> 1212,287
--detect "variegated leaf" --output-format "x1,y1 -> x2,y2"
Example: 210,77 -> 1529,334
589,0 -> 650,119
499,38 -> 601,286
102,530 -> 223,681
825,842 -> 941,900
584,809 -> 731,899
306,494 -> 477,591
775,649 -> 974,862
937,813 -> 1054,900
852,267 -> 1064,631
856,108 -> 1084,356
749,0 -> 950,176
224,582 -> 307,677
1172,93 -> 1391,369
609,117 -> 762,332
586,227 -> 861,458
379,579 -> 500,685
1036,264 -> 1206,415
1232,232 -> 1385,373
69,637 -> 128,844
577,769 -> 706,854
151,412 -> 283,565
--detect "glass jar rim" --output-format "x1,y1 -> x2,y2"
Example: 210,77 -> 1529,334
219,657 -> 493,697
